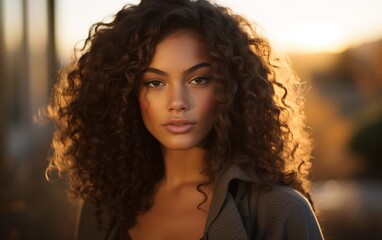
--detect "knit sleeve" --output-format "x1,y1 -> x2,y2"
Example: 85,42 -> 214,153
76,202 -> 119,240
252,185 -> 324,240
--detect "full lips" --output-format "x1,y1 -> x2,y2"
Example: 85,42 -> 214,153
163,124 -> 196,134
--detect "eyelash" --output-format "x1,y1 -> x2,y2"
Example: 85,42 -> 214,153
144,80 -> 164,88
143,76 -> 211,88
189,76 -> 210,85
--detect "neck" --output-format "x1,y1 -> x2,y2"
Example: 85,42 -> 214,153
161,147 -> 208,189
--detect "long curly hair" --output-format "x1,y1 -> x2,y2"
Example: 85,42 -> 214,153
47,0 -> 313,228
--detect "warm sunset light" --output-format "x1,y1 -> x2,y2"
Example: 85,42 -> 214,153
272,21 -> 345,53
3,0 -> 382,239
56,0 -> 382,58
56,0 -> 139,58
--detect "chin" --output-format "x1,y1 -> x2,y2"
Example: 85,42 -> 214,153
161,138 -> 203,151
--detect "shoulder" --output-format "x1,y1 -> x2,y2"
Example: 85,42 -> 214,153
251,185 -> 324,239
76,201 -> 119,240
256,185 -> 313,214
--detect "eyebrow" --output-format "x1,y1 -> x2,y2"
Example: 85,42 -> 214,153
143,62 -> 211,76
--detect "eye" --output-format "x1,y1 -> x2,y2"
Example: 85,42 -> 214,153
144,80 -> 165,88
189,76 -> 210,85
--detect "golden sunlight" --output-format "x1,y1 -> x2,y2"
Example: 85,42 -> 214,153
56,0 -> 382,58
273,21 -> 345,54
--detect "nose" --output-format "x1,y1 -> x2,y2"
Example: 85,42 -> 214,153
167,83 -> 190,112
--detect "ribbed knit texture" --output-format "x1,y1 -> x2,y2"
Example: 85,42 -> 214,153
76,164 -> 324,240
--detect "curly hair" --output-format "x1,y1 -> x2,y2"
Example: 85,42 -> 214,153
47,0 -> 313,229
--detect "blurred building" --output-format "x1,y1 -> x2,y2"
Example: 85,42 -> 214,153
0,0 -> 78,239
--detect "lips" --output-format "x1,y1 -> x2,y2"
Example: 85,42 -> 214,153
163,118 -> 196,134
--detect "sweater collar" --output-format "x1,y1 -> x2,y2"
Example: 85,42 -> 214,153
203,162 -> 260,237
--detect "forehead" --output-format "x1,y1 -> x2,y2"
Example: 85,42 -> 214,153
149,29 -> 211,68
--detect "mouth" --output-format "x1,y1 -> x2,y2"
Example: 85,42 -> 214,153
163,118 -> 196,134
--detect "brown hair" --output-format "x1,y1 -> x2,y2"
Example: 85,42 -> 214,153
47,0 -> 313,228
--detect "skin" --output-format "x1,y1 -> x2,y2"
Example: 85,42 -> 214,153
128,30 -> 217,240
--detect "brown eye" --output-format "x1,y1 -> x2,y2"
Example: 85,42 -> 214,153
189,76 -> 210,85
144,80 -> 165,88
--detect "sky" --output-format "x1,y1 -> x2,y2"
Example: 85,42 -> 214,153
41,0 -> 382,57
218,0 -> 382,53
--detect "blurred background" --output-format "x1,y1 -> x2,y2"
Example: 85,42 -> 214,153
1,0 -> 382,239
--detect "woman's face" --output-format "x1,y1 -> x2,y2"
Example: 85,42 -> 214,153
138,29 -> 217,150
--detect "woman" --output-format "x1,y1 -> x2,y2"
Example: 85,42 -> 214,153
47,0 -> 324,239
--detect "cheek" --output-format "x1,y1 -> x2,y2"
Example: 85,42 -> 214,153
138,91 -> 163,132
197,91 -> 217,118
138,91 -> 152,123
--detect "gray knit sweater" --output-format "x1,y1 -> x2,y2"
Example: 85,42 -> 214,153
76,164 -> 324,240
